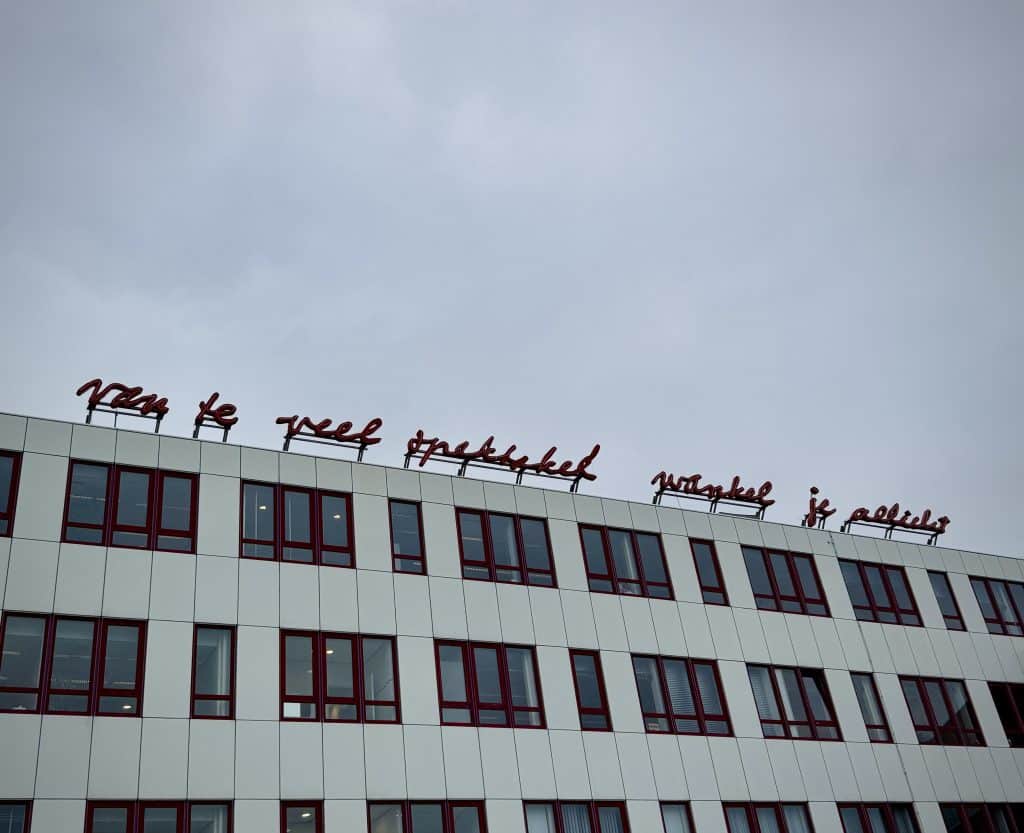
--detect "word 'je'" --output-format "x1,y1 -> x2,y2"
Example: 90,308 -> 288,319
76,378 -> 169,417
802,486 -> 836,528
406,429 -> 600,481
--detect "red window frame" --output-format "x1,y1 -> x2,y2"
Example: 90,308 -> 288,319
389,499 -> 426,574
631,654 -> 732,736
723,803 -> 816,833
689,539 -> 729,605
987,682 -> 1024,747
455,508 -> 557,586
741,547 -> 829,616
0,613 -> 146,717
579,524 -> 674,600
61,461 -> 198,553
0,800 -> 31,833
940,804 -> 1024,833
569,649 -> 612,731
970,576 -> 1024,636
839,559 -> 922,626
929,571 -> 966,631
84,801 -> 232,832
239,481 -> 355,566
0,450 -> 22,537
190,625 -> 236,719
747,664 -> 842,741
435,640 -> 546,729
661,803 -> 695,833
523,801 -> 630,833
280,802 -> 323,833
367,801 -> 488,833
839,804 -> 920,833
850,673 -> 892,743
280,630 -> 400,723
900,675 -> 985,746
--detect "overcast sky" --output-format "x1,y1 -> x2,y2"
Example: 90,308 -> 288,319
1,2 -> 1021,556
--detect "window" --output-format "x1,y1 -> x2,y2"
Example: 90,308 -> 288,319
240,482 -> 354,566
839,804 -> 919,833
988,682 -> 1024,747
839,560 -> 921,626
569,650 -> 611,730
850,673 -> 892,742
281,631 -> 398,722
661,804 -> 694,833
525,802 -> 629,833
690,539 -> 728,605
390,499 -> 426,574
456,509 -> 556,586
580,525 -> 673,599
969,577 -> 1024,636
368,802 -> 487,833
0,613 -> 146,716
724,804 -> 815,833
741,547 -> 828,616
929,572 -> 966,631
85,801 -> 232,832
63,461 -> 198,553
281,802 -> 322,833
900,676 -> 984,746
0,802 -> 30,833
191,626 -> 235,719
632,654 -> 731,736
0,451 -> 21,536
436,641 -> 544,728
940,805 -> 1024,833
747,664 -> 841,740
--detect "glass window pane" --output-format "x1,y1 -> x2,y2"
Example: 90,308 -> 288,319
946,681 -> 977,730
582,529 -> 609,575
0,456 -> 12,512
242,483 -> 275,543
489,515 -> 520,568
769,553 -> 797,596
726,807 -> 752,833
452,805 -> 483,833
793,557 -> 822,601
663,660 -> 696,717
748,667 -> 781,720
321,494 -> 350,549
777,669 -> 808,721
142,806 -> 179,833
195,628 -> 231,697
68,463 -> 108,526
633,657 -> 666,714
561,804 -> 593,833
608,531 -> 639,581
636,534 -> 667,584
458,512 -> 487,563
991,582 -> 1020,625
891,808 -> 917,833
0,804 -> 26,833
410,803 -> 443,833
597,806 -> 625,833
116,470 -> 150,528
526,805 -> 557,833
325,638 -> 354,699
286,805 -> 319,833
370,804 -> 404,833
902,681 -> 930,727
783,806 -> 812,833
363,638 -> 395,702
391,502 -> 422,557
572,654 -> 603,709
50,618 -> 94,706
91,807 -> 130,833
159,476 -> 192,531
285,636 -> 314,696
886,569 -> 914,610
520,519 -> 552,571
506,648 -> 539,708
929,573 -> 959,619
662,805 -> 692,833
851,674 -> 884,726
1,616 -> 46,694
190,804 -> 230,833
283,490 -> 312,544
473,648 -> 503,704
756,807 -> 781,833
972,579 -> 998,619
103,625 -> 140,692
839,808 -> 864,833
692,543 -> 719,588
801,672 -> 832,722
439,646 -> 467,702
743,548 -> 773,597
694,662 -> 724,715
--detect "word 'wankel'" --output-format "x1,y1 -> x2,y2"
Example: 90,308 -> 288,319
76,378 -> 169,417
406,430 -> 600,482
652,471 -> 775,508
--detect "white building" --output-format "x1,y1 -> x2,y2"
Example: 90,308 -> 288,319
1,411 -> 1022,833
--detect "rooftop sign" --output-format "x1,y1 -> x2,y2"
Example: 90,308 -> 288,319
841,503 -> 950,545
276,415 -> 383,460
651,471 -> 775,517
76,378 -> 169,431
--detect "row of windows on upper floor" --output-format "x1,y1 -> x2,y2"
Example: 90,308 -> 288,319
3,612 -> 1024,749
1,800 -> 1022,833
2,454 -> 1022,638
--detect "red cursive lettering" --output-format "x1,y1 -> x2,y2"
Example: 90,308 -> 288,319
651,471 -> 775,508
844,503 -> 950,535
276,415 -> 383,446
802,486 -> 836,528
195,392 -> 238,428
406,429 -> 600,482
76,378 -> 169,417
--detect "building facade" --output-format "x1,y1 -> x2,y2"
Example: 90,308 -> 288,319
1,412 -> 1023,833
